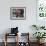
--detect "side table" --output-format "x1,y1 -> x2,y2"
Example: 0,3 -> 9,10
4,33 -> 18,46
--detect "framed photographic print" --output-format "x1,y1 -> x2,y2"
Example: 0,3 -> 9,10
37,0 -> 46,19
36,0 -> 46,26
10,7 -> 26,20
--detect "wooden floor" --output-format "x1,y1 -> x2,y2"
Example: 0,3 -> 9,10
0,42 -> 46,46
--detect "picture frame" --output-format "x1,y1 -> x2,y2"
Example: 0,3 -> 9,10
37,0 -> 46,19
10,7 -> 26,20
36,0 -> 46,26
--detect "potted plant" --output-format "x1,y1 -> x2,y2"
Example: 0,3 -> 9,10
32,25 -> 39,30
33,32 -> 46,43
32,24 -> 45,30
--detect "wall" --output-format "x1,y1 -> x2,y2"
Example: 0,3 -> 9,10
0,0 -> 36,42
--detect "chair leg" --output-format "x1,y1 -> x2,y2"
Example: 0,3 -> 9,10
4,41 -> 7,46
4,33 -> 7,46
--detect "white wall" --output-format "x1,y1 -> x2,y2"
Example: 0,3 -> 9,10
0,0 -> 37,42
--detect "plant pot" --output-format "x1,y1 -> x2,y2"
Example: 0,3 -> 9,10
37,39 -> 45,44
37,39 -> 40,43
40,38 -> 45,43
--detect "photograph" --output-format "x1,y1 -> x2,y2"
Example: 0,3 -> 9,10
10,7 -> 26,20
